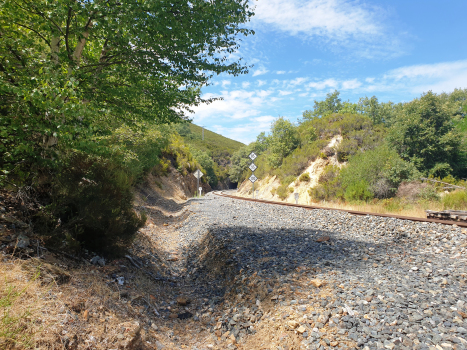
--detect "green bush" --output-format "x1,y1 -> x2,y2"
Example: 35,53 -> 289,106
46,152 -> 146,256
308,165 -> 342,201
276,184 -> 289,200
442,190 -> 467,210
418,186 -> 440,202
344,180 -> 373,202
299,173 -> 310,182
339,144 -> 419,199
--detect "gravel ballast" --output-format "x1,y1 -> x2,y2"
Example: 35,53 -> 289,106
164,192 -> 467,350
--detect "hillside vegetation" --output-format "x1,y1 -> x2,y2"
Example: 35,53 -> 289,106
175,123 -> 245,188
232,89 -> 467,212
0,0 -> 254,260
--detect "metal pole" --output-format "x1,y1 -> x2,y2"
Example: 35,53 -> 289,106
253,182 -> 254,198
197,176 -> 199,197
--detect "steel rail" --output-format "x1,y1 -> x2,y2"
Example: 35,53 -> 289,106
212,191 -> 467,228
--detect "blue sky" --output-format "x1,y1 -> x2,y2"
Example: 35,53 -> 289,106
189,0 -> 467,144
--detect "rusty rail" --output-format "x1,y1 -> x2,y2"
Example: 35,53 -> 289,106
212,191 -> 467,228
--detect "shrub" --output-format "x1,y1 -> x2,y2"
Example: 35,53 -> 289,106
288,187 -> 294,193
381,198 -> 405,212
339,144 -> 419,199
270,188 -> 276,195
396,181 -> 439,202
309,165 -> 342,201
299,173 -> 310,182
419,185 -> 440,202
344,180 -> 373,202
442,190 -> 467,210
282,175 -> 296,185
276,184 -> 289,200
46,152 -> 146,256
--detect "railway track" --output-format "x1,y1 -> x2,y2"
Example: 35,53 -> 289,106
213,191 -> 467,228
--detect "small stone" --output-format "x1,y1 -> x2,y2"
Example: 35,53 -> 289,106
83,310 -> 89,321
155,341 -> 165,349
288,320 -> 300,329
316,236 -> 330,242
16,234 -> 30,249
297,326 -> 306,334
177,297 -> 189,306
310,279 -> 326,288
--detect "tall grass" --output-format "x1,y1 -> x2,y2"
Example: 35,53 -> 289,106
442,190 -> 467,210
0,267 -> 43,349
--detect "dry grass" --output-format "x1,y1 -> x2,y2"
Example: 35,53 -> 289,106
0,258 -> 52,349
311,200 -> 444,218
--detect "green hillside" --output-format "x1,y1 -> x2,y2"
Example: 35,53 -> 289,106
175,123 -> 244,166
173,122 -> 245,187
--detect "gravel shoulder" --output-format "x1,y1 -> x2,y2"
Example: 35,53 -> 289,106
143,191 -> 467,350
11,189 -> 465,349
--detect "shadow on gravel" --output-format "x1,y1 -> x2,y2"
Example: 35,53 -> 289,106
184,224 -> 400,301
137,187 -> 190,213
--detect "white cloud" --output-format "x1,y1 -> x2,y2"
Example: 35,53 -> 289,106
257,90 -> 274,98
307,78 -> 339,90
257,80 -> 267,87
288,77 -> 308,87
365,77 -> 375,83
276,71 -> 286,74
252,67 -> 269,76
279,90 -> 293,96
341,79 -> 362,90
376,60 -> 467,94
242,81 -> 251,88
252,0 -> 402,58
211,115 -> 276,144
221,80 -> 231,88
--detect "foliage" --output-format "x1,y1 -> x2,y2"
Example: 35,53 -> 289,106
308,165 -> 342,201
344,180 -> 373,202
45,152 -> 146,255
387,91 -> 464,177
442,190 -> 467,210
0,0 -> 253,188
190,148 -> 218,188
229,141 -> 264,183
419,186 -> 441,202
339,144 -> 420,199
276,184 -> 289,200
267,117 -> 300,167
179,123 -> 245,186
299,173 -> 310,182
303,90 -> 343,119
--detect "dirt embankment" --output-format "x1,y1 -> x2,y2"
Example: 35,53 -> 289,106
237,136 -> 343,205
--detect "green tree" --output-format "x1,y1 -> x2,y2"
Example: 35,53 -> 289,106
303,90 -> 343,119
358,96 -> 381,124
267,117 -> 299,167
191,148 -> 218,188
340,144 -> 419,199
387,91 -> 464,177
0,0 -> 254,185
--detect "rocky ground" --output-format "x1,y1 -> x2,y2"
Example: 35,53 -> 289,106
2,189 -> 467,350
150,191 -> 467,350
